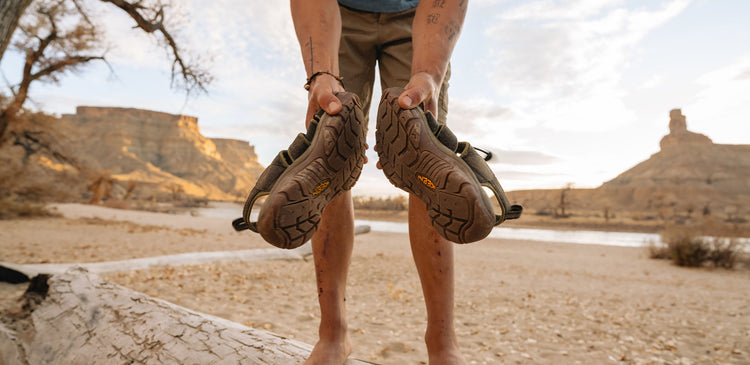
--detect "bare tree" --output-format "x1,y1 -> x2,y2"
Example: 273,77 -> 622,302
0,0 -> 212,140
1,0 -> 106,131
168,182 -> 184,201
123,180 -> 136,200
87,170 -> 114,204
555,183 -> 573,218
99,0 -> 211,94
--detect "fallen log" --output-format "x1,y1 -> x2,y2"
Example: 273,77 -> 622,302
0,267 -> 374,364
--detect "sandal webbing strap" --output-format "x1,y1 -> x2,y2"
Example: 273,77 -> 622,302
287,133 -> 311,159
425,111 -> 458,152
233,110 -> 324,232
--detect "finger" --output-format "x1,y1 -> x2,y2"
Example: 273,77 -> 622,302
304,102 -> 319,128
317,92 -> 342,115
423,97 -> 438,118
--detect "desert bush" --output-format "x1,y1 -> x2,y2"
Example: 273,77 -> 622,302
647,241 -> 671,260
102,199 -> 132,210
707,238 -> 742,269
664,232 -> 711,267
654,225 -> 745,268
0,197 -> 59,219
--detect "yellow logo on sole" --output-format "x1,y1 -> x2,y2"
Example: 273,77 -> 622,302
417,175 -> 436,190
312,181 -> 330,196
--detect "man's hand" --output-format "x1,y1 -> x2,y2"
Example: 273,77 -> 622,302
375,71 -> 442,170
306,75 -> 369,164
398,71 -> 441,119
305,74 -> 345,125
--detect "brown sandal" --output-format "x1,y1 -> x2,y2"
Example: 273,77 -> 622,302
375,87 -> 522,243
233,92 -> 367,249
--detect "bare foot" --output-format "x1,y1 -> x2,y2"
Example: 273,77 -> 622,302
425,333 -> 468,365
303,335 -> 352,365
427,348 -> 468,365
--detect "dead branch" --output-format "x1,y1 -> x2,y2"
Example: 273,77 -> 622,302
99,0 -> 212,95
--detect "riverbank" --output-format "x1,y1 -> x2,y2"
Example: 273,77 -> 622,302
1,203 -> 749,364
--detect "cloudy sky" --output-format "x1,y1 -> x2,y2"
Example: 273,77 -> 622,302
2,0 -> 749,197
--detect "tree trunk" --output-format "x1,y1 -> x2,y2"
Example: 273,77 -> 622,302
0,0 -> 31,141
0,27 -> 31,141
0,0 -> 32,63
0,268 -> 375,364
1,76 -> 29,118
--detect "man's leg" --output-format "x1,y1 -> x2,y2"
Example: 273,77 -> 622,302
408,196 -> 468,365
377,9 -> 466,365
305,7 -> 380,365
305,190 -> 355,365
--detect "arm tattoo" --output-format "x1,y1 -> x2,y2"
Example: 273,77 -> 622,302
432,0 -> 446,8
445,23 -> 458,40
309,36 -> 314,71
426,13 -> 441,24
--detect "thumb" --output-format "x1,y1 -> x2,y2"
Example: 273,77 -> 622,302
398,87 -> 428,110
317,92 -> 342,115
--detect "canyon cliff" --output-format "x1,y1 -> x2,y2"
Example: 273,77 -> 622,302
61,107 -> 264,201
0,107 -> 263,202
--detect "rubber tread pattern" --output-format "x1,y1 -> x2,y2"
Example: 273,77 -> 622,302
257,92 -> 367,249
375,88 -> 496,243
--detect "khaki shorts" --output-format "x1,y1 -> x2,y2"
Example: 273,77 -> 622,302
338,5 -> 450,125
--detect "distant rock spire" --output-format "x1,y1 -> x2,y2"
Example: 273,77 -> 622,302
668,109 -> 688,134
659,109 -> 712,150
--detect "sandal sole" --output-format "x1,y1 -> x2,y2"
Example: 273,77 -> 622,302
257,93 -> 367,248
376,88 -> 495,243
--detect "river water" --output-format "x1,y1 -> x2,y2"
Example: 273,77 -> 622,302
195,203 -> 665,248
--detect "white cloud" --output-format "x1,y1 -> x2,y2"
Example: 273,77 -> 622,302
499,0 -> 625,21
684,54 -> 750,144
638,75 -> 663,89
484,0 -> 690,132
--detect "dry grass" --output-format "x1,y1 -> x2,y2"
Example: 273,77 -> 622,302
0,197 -> 60,219
649,224 -> 746,268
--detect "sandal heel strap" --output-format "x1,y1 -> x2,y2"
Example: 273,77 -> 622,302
458,142 -> 522,224
505,205 -> 523,220
232,217 -> 250,231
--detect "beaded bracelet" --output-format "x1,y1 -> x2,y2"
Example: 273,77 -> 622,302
304,71 -> 344,91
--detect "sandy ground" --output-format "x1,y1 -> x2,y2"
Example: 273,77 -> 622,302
1,203 -> 749,364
